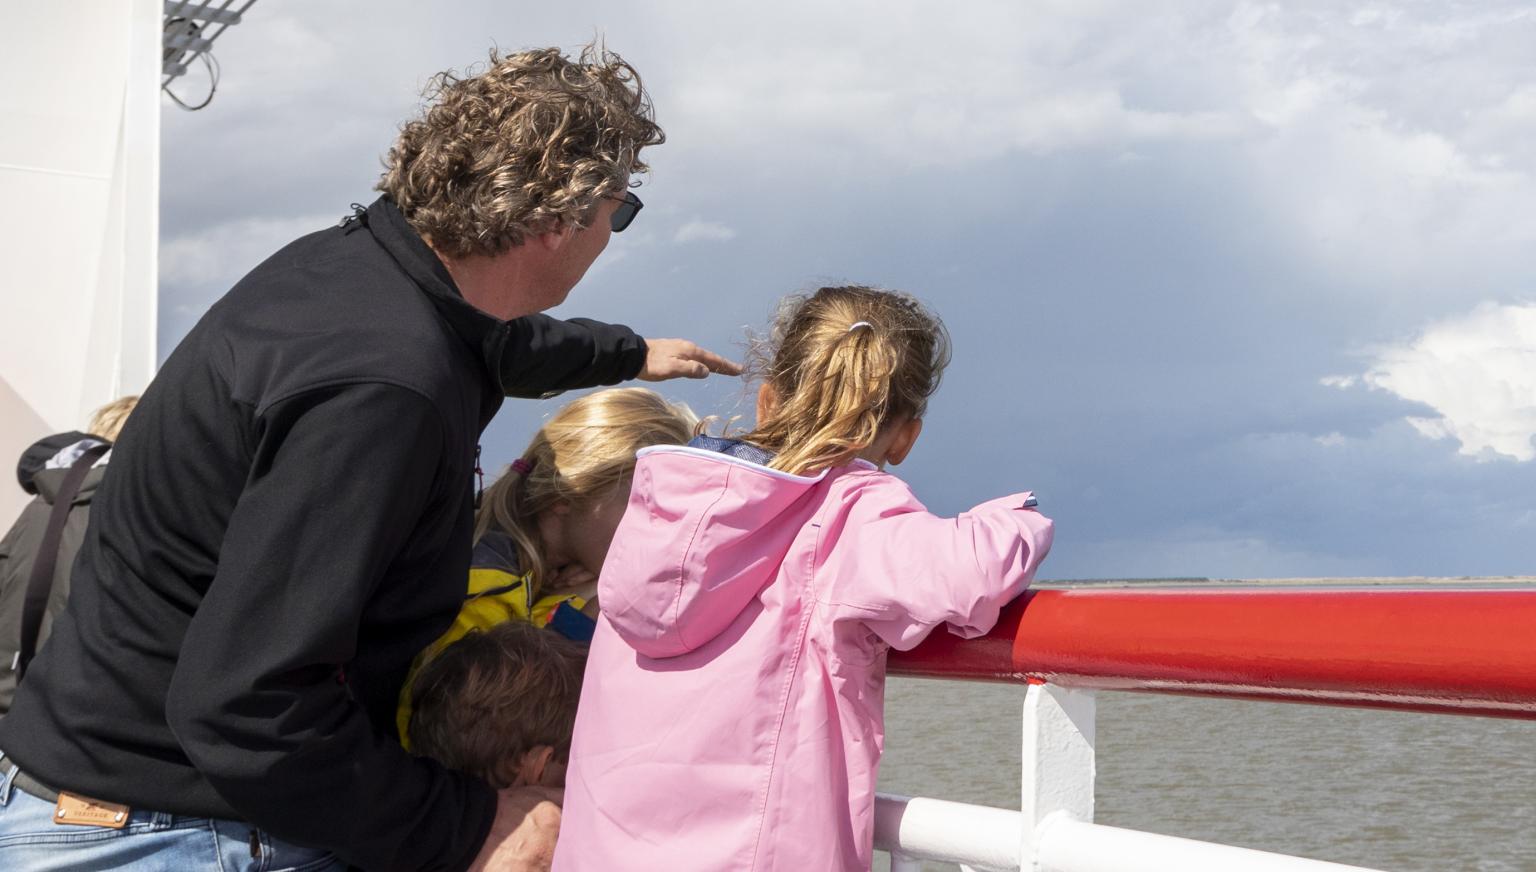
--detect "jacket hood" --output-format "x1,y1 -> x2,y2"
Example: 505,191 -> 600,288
26,436 -> 110,505
15,431 -> 95,496
600,445 -> 872,659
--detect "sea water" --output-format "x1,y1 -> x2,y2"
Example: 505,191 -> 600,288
875,583 -> 1536,871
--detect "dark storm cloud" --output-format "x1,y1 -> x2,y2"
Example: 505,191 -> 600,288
157,0 -> 1536,578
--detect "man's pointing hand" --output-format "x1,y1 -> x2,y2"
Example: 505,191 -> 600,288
639,338 -> 743,381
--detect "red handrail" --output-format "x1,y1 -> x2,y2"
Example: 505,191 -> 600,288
887,586 -> 1536,719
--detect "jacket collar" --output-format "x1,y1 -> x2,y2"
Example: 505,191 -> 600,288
362,196 -> 514,389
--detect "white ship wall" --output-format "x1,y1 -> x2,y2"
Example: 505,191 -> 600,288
0,0 -> 160,526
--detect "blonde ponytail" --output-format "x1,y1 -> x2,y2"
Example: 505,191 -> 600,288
743,286 -> 949,476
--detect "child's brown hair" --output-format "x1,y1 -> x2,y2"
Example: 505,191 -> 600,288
408,622 -> 586,789
743,286 -> 950,476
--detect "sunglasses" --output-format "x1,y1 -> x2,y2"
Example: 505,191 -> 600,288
608,191 -> 644,233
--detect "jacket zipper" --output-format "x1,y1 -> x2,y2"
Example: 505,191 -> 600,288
474,444 -> 484,509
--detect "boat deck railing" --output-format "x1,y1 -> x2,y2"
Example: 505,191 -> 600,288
873,584 -> 1536,871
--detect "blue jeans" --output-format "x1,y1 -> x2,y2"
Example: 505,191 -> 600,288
0,757 -> 345,872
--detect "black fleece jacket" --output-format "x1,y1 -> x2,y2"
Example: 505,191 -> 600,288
0,197 -> 646,871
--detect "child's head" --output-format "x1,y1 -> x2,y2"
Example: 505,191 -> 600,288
88,395 -> 139,442
408,621 -> 586,789
475,387 -> 698,587
744,285 -> 950,476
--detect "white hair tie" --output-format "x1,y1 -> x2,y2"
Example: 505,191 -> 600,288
847,321 -> 874,333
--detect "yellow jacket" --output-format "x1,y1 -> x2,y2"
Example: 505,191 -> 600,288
395,530 -> 588,746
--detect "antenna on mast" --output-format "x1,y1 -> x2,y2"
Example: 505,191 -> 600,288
161,0 -> 258,110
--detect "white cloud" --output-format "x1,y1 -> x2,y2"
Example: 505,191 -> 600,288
656,2 -> 1253,170
161,213 -> 340,288
1218,3 -> 1536,284
1340,302 -> 1536,461
628,1 -> 1536,288
167,2 -> 1536,293
673,220 -> 737,244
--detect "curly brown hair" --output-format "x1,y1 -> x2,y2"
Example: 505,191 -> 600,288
378,44 -> 665,258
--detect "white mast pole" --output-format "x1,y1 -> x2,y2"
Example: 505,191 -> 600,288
0,0 -> 162,526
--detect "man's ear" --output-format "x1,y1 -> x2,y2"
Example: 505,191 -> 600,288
884,418 -> 923,466
755,383 -> 779,426
536,223 -> 575,252
517,745 -> 557,786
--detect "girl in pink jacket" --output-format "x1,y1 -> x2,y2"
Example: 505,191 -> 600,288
556,286 -> 1053,871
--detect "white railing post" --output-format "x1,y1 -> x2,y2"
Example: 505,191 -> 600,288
875,681 -> 1384,871
1021,683 -> 1096,870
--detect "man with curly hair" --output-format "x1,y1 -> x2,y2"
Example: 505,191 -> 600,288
0,45 -> 731,872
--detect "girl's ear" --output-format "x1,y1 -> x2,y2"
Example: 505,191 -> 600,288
755,383 -> 779,426
883,418 -> 923,467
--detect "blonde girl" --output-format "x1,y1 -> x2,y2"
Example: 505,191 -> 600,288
556,286 -> 1054,871
397,386 -> 696,744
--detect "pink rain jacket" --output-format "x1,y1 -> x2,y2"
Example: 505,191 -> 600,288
555,445 -> 1053,871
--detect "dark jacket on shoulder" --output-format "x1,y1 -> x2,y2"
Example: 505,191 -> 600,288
0,196 -> 646,872
0,434 -> 111,714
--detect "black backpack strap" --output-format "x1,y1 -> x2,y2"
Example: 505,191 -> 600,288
14,442 -> 110,682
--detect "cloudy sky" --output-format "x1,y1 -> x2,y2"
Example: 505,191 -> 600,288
159,1 -> 1536,580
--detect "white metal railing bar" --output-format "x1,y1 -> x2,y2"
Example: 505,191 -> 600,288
873,684 -> 1391,872
872,795 -> 1384,872
1034,815 -> 1380,872
874,794 -> 1021,872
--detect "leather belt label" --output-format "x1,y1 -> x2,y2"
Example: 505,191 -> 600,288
53,791 -> 131,829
